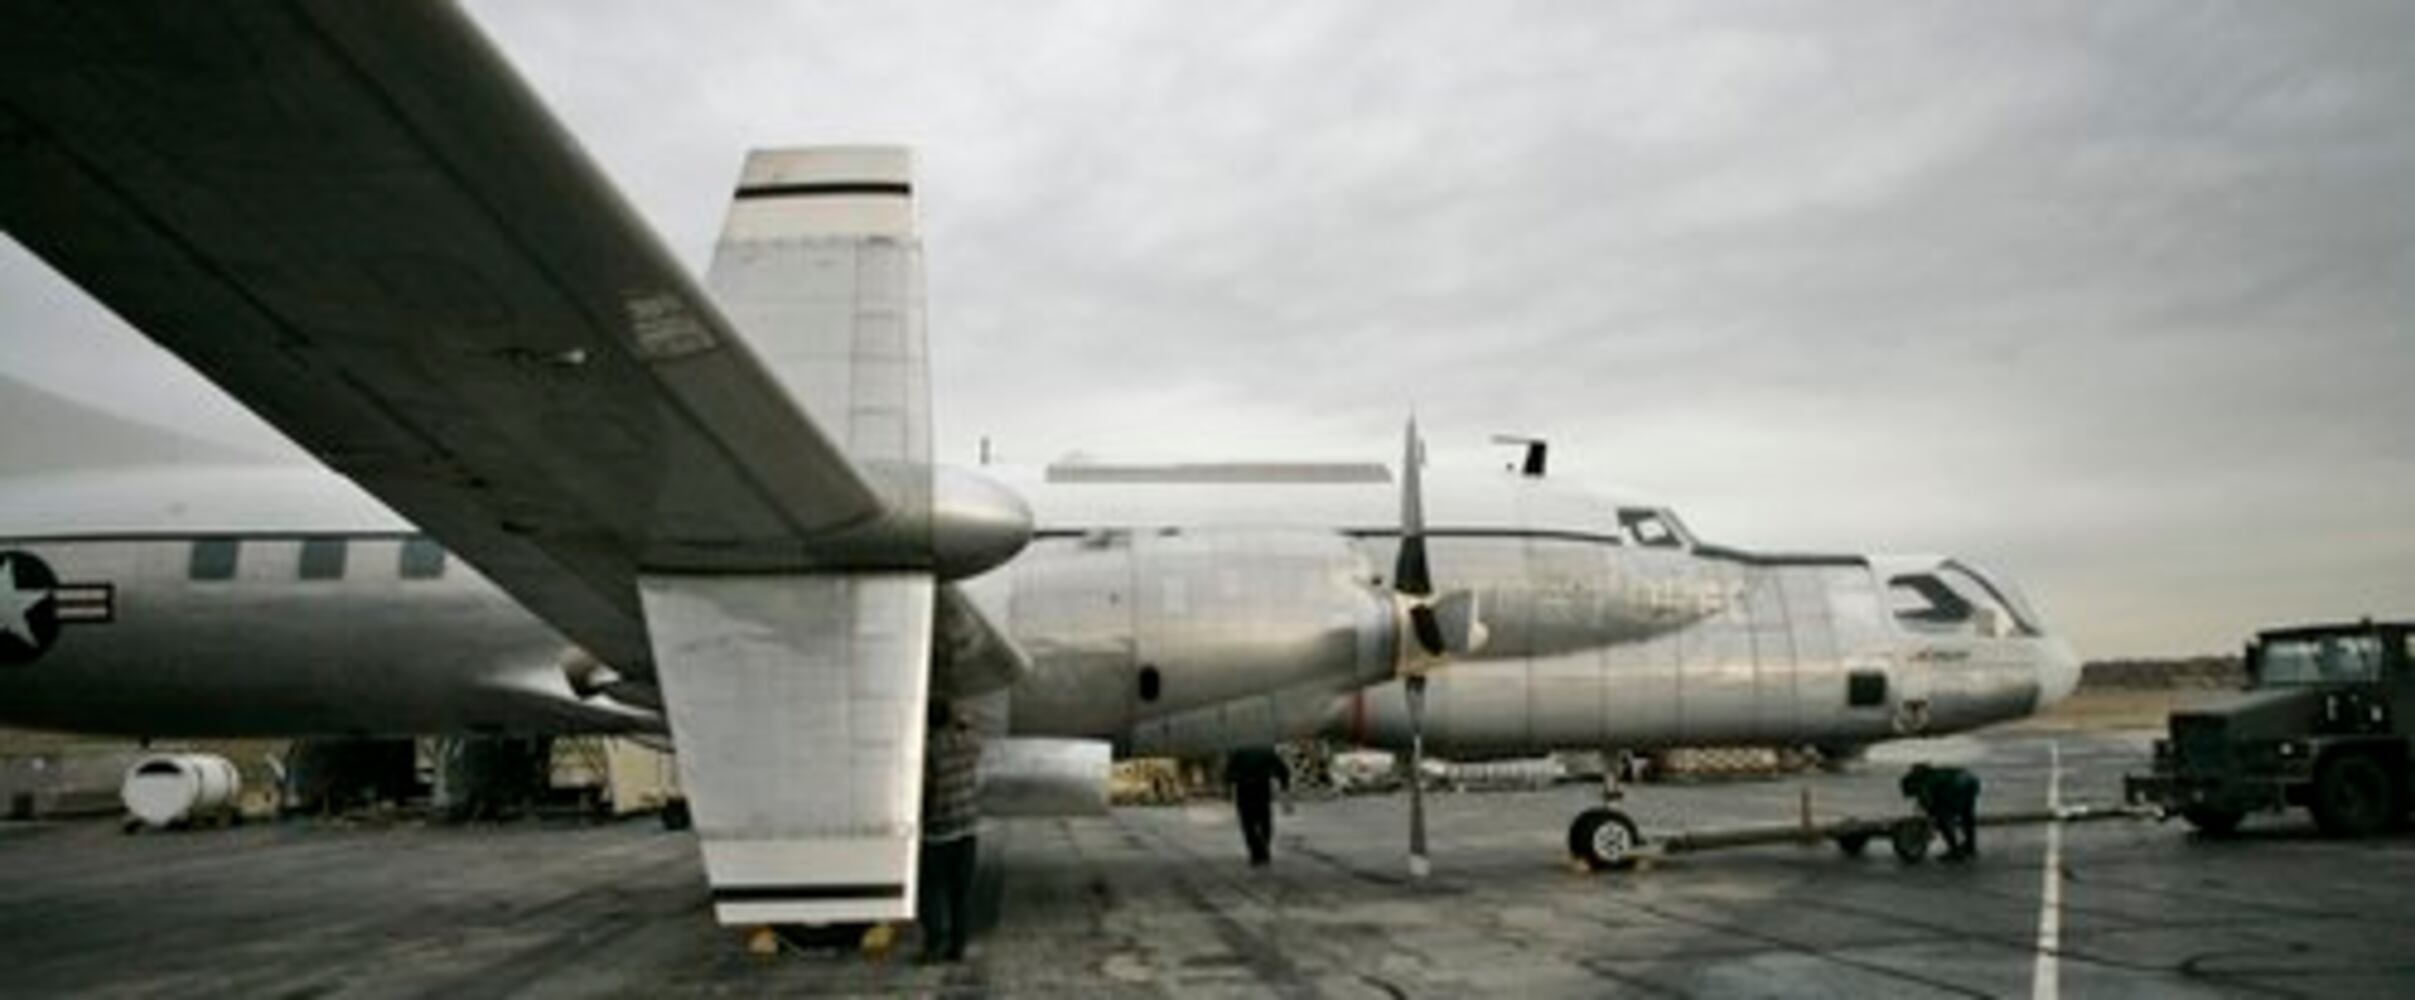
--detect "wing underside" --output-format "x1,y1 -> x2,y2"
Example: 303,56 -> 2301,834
2,2 -> 1009,924
0,2 -> 886,672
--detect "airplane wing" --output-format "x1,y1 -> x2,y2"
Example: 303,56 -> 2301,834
1,3 -> 1014,924
0,2 -> 889,673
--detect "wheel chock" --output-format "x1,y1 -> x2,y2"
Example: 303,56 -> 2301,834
745,925 -> 781,956
859,922 -> 897,960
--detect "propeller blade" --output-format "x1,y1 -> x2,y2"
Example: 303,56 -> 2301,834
1408,604 -> 1447,658
1406,673 -> 1430,880
1394,417 -> 1433,598
1430,590 -> 1489,656
1392,416 -> 1446,880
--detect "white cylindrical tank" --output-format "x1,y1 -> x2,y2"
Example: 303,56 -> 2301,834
121,753 -> 241,828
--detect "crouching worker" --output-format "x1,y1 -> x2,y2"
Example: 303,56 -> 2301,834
1899,763 -> 1981,861
920,702 -> 982,962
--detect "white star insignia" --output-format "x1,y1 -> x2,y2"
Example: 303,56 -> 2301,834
0,557 -> 53,647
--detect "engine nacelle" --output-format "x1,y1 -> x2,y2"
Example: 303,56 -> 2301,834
1003,528 -> 1394,738
1130,529 -> 1394,712
978,738 -> 1110,817
782,463 -> 1033,580
928,465 -> 1034,580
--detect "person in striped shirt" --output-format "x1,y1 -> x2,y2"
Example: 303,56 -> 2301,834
919,701 -> 982,962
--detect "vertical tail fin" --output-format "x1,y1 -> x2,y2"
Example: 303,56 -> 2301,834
705,147 -> 928,469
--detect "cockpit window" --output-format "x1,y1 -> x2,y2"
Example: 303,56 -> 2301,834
1658,509 -> 1697,545
1940,560 -> 2043,635
2258,635 -> 2383,686
1888,574 -> 1974,629
1617,508 -> 1690,549
1889,566 -> 2037,637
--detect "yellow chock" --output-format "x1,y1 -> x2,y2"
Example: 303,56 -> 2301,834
1568,856 -> 1593,875
745,925 -> 780,956
860,922 -> 898,960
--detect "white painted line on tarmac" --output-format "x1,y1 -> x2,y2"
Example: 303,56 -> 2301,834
2032,739 -> 2063,1000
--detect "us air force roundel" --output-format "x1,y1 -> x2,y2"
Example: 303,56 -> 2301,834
0,552 -> 113,666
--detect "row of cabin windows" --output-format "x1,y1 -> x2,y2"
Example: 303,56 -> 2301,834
187,537 -> 446,582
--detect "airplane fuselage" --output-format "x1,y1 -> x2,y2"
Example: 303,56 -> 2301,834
0,461 -> 2079,754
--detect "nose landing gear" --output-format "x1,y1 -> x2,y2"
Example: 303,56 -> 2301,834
1568,807 -> 1643,870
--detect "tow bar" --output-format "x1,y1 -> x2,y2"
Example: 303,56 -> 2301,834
1569,790 -> 2153,871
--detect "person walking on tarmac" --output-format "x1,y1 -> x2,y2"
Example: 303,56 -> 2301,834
1225,745 -> 1292,866
919,701 -> 982,962
1900,762 -> 1982,861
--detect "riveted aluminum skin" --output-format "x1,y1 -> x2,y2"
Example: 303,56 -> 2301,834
974,466 -> 2076,759
0,461 -> 2076,759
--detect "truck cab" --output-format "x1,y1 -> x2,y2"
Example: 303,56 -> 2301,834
2126,621 -> 2414,836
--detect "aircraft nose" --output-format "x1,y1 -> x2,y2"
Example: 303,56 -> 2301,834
2036,637 -> 2082,707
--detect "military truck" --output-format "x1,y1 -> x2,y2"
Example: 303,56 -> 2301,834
2126,621 -> 2413,836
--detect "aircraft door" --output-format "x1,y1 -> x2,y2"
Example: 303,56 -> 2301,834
1668,560 -> 1758,745
1823,565 -> 1908,739
1739,567 -> 1798,742
1776,567 -> 1840,744
1524,539 -> 1612,747
1890,649 -> 1935,735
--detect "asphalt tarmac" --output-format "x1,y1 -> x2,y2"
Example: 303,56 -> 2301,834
2,728 -> 2411,998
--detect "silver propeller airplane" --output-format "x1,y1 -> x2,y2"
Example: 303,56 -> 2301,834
0,3 -> 2079,927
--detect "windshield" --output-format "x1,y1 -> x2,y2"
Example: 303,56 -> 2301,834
2257,634 -> 2383,686
1616,507 -> 1693,549
1943,559 -> 2045,634
1887,563 -> 2040,638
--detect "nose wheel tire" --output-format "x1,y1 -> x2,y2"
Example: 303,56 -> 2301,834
1569,807 -> 1643,871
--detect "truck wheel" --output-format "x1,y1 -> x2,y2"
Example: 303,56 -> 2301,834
2180,806 -> 2244,837
1890,817 -> 1932,863
1568,807 -> 1642,871
2311,754 -> 2395,838
1836,831 -> 1871,858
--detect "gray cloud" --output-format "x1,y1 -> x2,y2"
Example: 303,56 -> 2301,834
5,1 -> 2411,656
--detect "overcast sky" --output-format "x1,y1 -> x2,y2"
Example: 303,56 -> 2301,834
4,1 -> 2411,657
